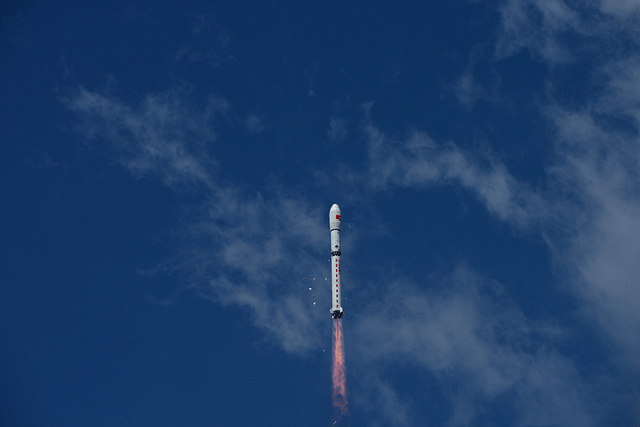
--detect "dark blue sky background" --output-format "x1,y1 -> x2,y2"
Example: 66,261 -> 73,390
3,1 -> 640,426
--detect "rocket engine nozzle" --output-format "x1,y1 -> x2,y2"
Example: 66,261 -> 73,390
331,308 -> 344,319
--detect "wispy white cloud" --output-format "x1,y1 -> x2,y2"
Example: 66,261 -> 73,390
508,8 -> 640,363
364,122 -> 549,230
598,55 -> 640,125
351,266 -> 594,426
145,295 -> 174,307
244,114 -> 265,133
495,0 -> 640,65
166,189 -> 333,353
63,85 -> 224,190
328,117 -> 348,141
496,0 -> 583,63
354,375 -> 412,427
547,81 -> 640,363
597,1 -> 640,17
453,68 -> 482,108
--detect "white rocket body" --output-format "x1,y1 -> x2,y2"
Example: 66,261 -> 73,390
330,204 -> 344,319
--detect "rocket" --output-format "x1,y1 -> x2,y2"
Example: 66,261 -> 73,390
330,204 -> 344,319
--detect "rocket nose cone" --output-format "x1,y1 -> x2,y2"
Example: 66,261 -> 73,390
330,204 -> 341,227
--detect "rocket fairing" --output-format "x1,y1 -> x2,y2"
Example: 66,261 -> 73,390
330,204 -> 344,319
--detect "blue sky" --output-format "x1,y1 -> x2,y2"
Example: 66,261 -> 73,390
2,1 -> 640,426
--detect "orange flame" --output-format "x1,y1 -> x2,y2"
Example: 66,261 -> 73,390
332,319 -> 349,416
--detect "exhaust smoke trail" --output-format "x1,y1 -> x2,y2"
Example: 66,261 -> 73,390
332,318 -> 348,416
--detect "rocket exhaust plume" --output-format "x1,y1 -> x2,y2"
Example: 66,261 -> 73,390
332,318 -> 348,416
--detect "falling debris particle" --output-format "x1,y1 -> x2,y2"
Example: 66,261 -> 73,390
333,421 -> 337,425
313,295 -> 315,298
313,278 -> 316,280
309,287 -> 312,291
313,302 -> 316,305
325,278 -> 328,280
303,278 -> 306,280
